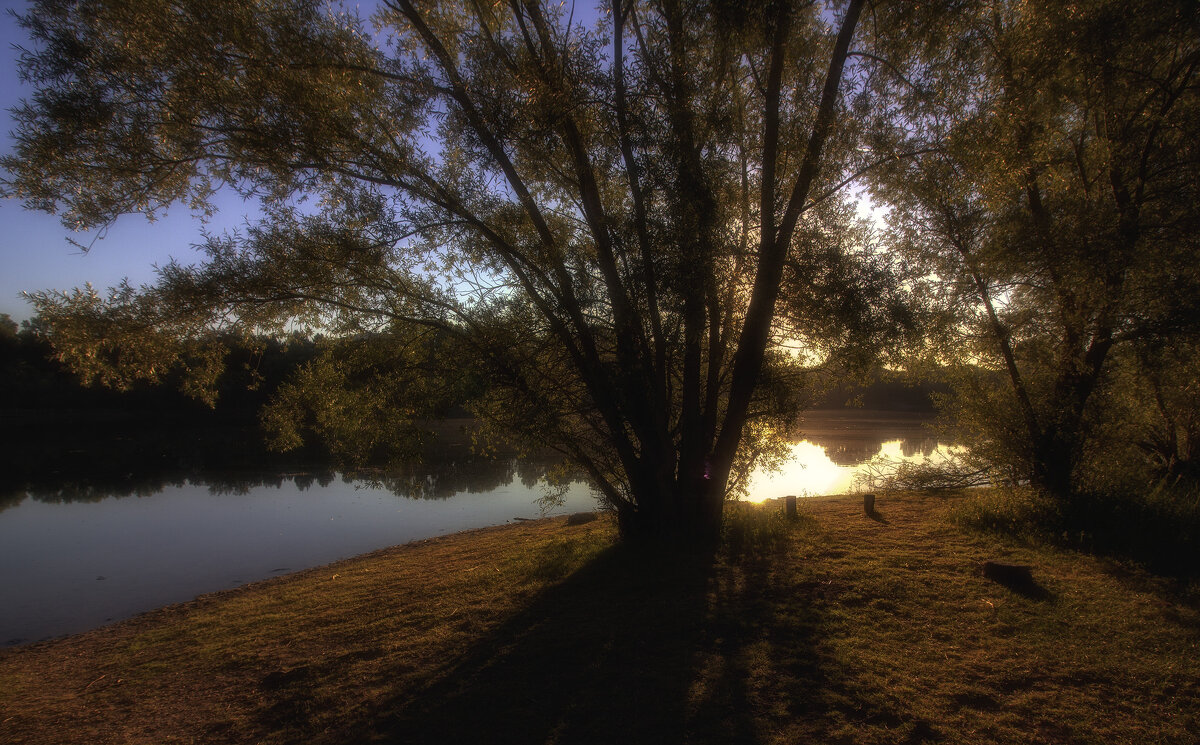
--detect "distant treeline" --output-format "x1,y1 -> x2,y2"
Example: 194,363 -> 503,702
0,317 -> 328,496
810,371 -> 947,413
0,317 -> 316,421
1,314 -> 944,497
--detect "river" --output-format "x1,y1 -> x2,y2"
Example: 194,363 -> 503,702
0,410 -> 948,646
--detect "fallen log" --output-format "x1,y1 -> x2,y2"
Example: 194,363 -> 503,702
982,561 -> 1034,587
566,512 -> 598,526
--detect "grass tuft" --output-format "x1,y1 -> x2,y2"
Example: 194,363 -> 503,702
721,499 -> 811,561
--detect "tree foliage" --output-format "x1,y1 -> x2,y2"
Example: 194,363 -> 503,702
872,0 -> 1200,497
5,0 -> 917,545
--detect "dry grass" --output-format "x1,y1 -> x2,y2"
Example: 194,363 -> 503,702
1,492 -> 1197,744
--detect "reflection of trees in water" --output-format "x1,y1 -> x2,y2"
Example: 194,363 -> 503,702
2,413 -> 942,505
359,458 -> 523,500
357,456 -> 579,501
287,471 -> 337,492
795,414 -> 946,467
899,438 -> 939,458
0,419 -> 316,505
804,435 -> 943,466
200,470 -> 340,496
0,413 -> 587,506
16,478 -> 188,505
815,437 -> 884,467
2,454 -> 579,507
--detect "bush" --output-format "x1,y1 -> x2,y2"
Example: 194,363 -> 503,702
953,487 -> 1061,540
955,484 -> 1200,577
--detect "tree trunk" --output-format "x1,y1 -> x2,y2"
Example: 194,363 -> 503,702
615,481 -> 723,551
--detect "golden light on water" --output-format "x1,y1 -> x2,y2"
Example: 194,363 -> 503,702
744,439 -> 949,503
748,442 -> 851,499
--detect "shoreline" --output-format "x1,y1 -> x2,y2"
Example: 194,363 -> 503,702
3,495 -> 830,652
4,491 -> 1196,744
3,494 -> 803,650
0,509 -> 595,651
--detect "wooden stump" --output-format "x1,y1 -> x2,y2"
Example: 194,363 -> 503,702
863,493 -> 876,515
785,495 -> 798,520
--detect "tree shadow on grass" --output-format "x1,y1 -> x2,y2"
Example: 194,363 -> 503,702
255,528 -> 953,745
346,544 -> 724,745
982,562 -> 1056,602
687,543 -> 953,744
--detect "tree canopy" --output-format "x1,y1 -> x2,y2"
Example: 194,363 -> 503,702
870,0 -> 1200,497
5,0 -> 920,546
10,0 -> 1194,543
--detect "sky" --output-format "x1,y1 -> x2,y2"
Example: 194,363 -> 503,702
0,1 -> 875,325
0,0 -> 579,324
0,2 -> 257,323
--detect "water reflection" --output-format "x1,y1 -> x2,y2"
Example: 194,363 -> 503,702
0,456 -> 596,647
1,454 -> 578,511
806,435 -> 940,467
0,411 -> 947,645
748,411 -> 949,500
1,412 -> 943,510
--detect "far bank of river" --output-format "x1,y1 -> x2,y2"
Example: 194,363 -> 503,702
1,410 -> 949,645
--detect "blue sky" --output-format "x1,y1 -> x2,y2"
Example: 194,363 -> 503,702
0,0 -> 601,324
0,1 -> 870,325
0,2 -> 256,323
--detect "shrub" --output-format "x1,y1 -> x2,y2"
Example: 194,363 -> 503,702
955,484 -> 1200,577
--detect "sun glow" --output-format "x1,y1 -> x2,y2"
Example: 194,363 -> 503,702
742,438 -> 950,503
746,442 -> 852,500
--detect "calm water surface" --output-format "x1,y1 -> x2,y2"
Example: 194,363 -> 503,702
0,411 -> 948,645
748,411 -> 948,499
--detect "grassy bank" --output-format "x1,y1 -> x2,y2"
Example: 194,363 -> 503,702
1,492 -> 1197,744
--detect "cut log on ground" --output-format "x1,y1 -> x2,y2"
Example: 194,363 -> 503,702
982,561 -> 1034,587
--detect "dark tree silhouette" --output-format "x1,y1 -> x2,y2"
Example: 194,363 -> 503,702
870,0 -> 1200,497
6,0 -> 918,546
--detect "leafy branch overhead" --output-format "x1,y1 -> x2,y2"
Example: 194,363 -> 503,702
7,0 -> 914,545
8,0 -> 1196,543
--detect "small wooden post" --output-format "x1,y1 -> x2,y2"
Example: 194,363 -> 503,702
785,495 -> 798,520
863,493 -> 876,515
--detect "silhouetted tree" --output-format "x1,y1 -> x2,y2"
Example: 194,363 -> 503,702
871,0 -> 1200,498
5,0 -> 917,546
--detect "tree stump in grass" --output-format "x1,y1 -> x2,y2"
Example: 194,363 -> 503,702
863,493 -> 876,515
786,495 -> 798,520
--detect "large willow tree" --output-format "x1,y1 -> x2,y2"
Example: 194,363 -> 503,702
5,0 -> 912,544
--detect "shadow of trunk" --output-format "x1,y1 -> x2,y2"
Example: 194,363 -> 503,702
346,544 -> 717,745
250,519 -> 954,743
